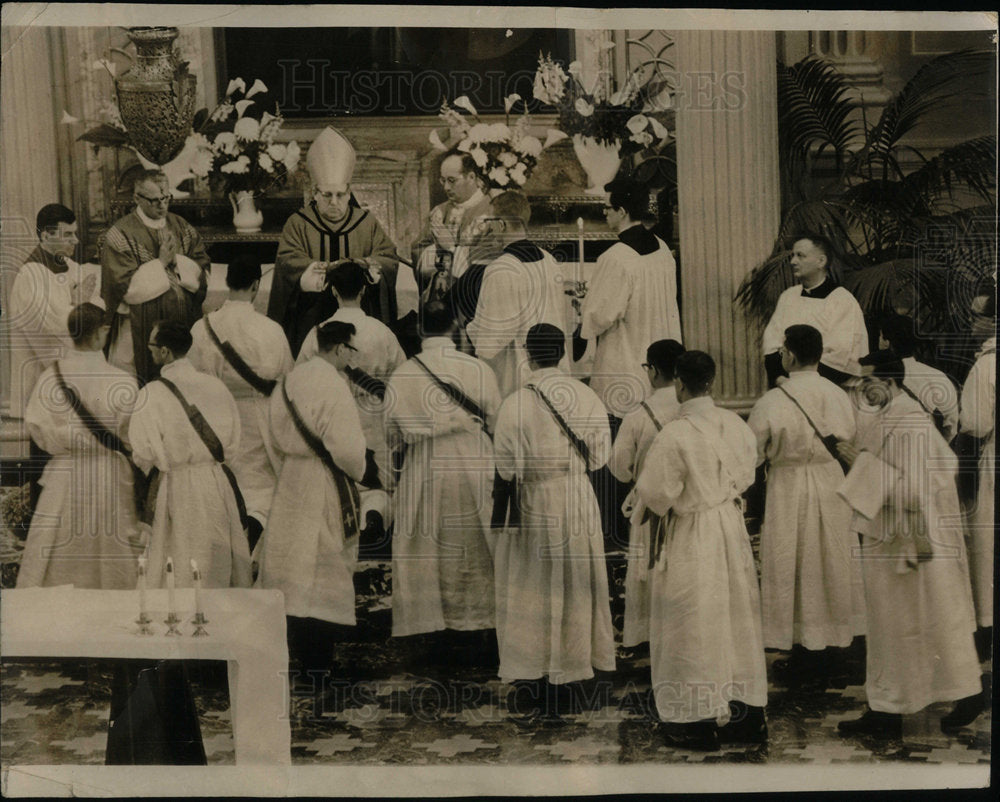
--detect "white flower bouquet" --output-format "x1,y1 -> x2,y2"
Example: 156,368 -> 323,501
428,94 -> 565,191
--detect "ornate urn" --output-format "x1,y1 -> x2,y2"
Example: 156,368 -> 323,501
115,27 -> 197,165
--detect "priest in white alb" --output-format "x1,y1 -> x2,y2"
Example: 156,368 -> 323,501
465,191 -> 573,397
836,351 -> 983,738
748,324 -> 857,684
385,304 -> 501,662
492,324 -> 616,719
580,178 -> 682,423
761,233 -> 868,388
257,321 -> 368,686
17,303 -> 142,589
608,338 -> 684,650
128,320 -> 251,589
188,255 -> 294,549
636,351 -> 767,751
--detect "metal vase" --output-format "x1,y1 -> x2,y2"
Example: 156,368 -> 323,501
115,27 -> 197,165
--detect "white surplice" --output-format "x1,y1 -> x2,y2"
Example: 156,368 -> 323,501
748,371 -> 857,650
128,358 -> 251,589
636,396 -> 767,723
298,305 -> 406,490
608,384 -> 680,647
492,366 -> 616,684
580,228 -> 682,417
959,337 -> 995,627
6,248 -> 98,418
385,337 -> 501,636
257,357 -> 367,625
189,300 -> 294,526
17,350 -> 141,589
838,393 -> 980,714
466,244 -> 572,398
761,283 -> 868,377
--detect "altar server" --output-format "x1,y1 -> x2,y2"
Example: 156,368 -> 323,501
493,323 -> 615,718
385,304 -> 501,643
580,178 -> 682,422
608,339 -> 684,649
257,321 -> 368,680
761,233 -> 868,387
101,170 -> 210,384
128,320 -> 251,589
7,204 -> 100,418
188,255 -> 294,549
959,335 -> 995,632
636,351 -> 767,751
465,191 -> 573,397
268,126 -> 404,355
748,325 -> 856,682
836,352 -> 983,738
17,303 -> 141,589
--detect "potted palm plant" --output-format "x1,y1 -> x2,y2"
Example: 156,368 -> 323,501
736,49 -> 996,381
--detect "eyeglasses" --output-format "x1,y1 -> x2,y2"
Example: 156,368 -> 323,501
439,176 -> 466,187
136,193 -> 169,205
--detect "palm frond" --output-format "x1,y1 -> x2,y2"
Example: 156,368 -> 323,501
734,249 -> 795,329
865,50 -> 994,169
897,135 -> 998,211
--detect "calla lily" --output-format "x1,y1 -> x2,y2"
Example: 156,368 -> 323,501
453,95 -> 478,116
543,129 -> 568,149
92,58 -> 116,78
245,79 -> 268,99
649,116 -> 669,140
259,111 -> 278,130
226,78 -> 246,97
568,61 -> 583,76
626,114 -> 649,134
61,110 -> 80,125
503,93 -> 522,114
575,98 -> 595,117
428,129 -> 449,152
235,99 -> 255,119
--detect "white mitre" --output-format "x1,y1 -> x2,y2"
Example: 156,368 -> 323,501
307,126 -> 356,187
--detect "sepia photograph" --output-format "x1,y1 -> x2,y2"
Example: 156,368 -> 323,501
0,4 -> 995,796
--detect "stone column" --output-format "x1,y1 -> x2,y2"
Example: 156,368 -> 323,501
673,30 -> 781,410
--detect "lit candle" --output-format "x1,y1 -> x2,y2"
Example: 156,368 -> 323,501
165,556 -> 176,616
137,555 -> 148,618
577,217 -> 585,286
191,558 -> 203,619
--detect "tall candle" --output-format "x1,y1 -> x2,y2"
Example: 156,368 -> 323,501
137,555 -> 148,618
191,559 -> 203,618
165,556 -> 176,616
577,217 -> 585,286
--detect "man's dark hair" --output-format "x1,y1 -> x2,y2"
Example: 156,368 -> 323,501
226,254 -> 262,291
327,259 -> 367,300
151,319 -> 192,356
783,324 -> 824,366
67,303 -> 106,346
443,151 -> 479,178
491,191 -> 531,227
316,320 -> 356,353
793,232 -> 833,268
675,350 -> 716,396
859,348 -> 905,383
605,178 -> 648,221
525,323 -> 565,368
877,313 -> 917,358
36,204 -> 75,238
646,339 -> 685,380
421,302 -> 456,337
133,169 -> 168,191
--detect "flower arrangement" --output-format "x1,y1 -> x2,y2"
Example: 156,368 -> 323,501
428,94 -> 566,191
532,54 -> 672,159
197,78 -> 301,197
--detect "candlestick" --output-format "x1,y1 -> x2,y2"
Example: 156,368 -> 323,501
191,559 -> 208,636
135,555 -> 152,635
577,217 -> 585,286
164,556 -> 181,635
